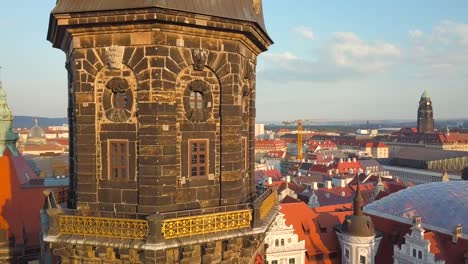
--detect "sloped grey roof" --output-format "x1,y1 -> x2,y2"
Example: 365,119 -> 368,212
394,148 -> 468,161
365,181 -> 468,237
51,0 -> 268,34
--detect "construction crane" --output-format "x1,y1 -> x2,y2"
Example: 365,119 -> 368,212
282,119 -> 312,161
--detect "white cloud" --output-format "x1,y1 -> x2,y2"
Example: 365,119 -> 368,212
406,20 -> 468,78
263,51 -> 298,62
259,32 -> 401,83
293,26 -> 316,40
330,32 -> 401,72
409,29 -> 423,39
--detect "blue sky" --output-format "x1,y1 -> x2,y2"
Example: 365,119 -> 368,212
1,1 -> 467,121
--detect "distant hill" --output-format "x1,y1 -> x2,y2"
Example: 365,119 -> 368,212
13,116 -> 68,129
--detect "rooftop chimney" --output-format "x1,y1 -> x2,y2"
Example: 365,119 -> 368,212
312,182 -> 318,190
268,177 -> 272,185
340,179 -> 346,188
286,176 -> 291,183
326,181 -> 332,189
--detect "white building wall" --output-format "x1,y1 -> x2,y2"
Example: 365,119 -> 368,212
265,212 -> 306,264
336,232 -> 381,264
393,220 -> 445,264
255,124 -> 265,137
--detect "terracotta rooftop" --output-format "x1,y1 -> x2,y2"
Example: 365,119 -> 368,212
281,202 -> 352,263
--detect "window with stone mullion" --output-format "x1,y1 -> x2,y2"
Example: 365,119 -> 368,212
190,141 -> 207,177
110,141 -> 128,180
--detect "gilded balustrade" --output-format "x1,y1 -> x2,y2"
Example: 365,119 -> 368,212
161,209 -> 252,239
58,215 -> 149,240
259,190 -> 277,220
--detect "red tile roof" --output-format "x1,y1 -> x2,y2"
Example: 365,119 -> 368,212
0,148 -> 47,247
256,168 -> 283,181
281,202 -> 352,264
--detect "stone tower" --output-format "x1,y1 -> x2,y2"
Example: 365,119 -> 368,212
44,0 -> 277,263
335,176 -> 382,264
417,90 -> 435,133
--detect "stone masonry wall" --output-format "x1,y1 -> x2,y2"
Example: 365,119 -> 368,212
68,24 -> 259,214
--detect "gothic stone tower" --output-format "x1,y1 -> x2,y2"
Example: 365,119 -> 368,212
44,0 -> 277,263
417,90 -> 435,133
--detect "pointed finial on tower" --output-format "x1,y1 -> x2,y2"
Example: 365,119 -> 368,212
34,117 -> 39,127
353,174 -> 364,216
421,89 -> 430,99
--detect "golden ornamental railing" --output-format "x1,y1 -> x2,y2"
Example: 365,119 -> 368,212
161,209 -> 252,239
58,215 -> 149,240
259,190 -> 277,220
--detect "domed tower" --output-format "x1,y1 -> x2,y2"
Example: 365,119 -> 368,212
27,118 -> 47,145
0,69 -> 19,156
44,0 -> 275,263
335,175 -> 382,264
417,90 -> 435,133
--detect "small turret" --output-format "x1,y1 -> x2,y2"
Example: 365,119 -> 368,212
372,175 -> 385,201
0,67 -> 19,157
341,175 -> 375,236
335,174 -> 382,264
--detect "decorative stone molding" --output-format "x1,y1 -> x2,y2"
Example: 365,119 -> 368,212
192,49 -> 208,71
95,64 -> 137,123
106,46 -> 125,70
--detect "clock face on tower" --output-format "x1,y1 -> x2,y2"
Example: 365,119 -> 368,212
426,102 -> 431,106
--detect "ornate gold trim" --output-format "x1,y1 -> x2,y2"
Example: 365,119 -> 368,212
259,190 -> 277,220
58,215 -> 149,240
161,209 -> 252,239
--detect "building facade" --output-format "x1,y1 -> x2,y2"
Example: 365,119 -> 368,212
43,1 -> 278,263
393,217 -> 445,264
265,212 -> 306,264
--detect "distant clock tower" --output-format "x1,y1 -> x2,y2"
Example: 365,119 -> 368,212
417,90 -> 435,133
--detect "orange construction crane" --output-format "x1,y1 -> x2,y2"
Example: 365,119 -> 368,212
282,119 -> 311,161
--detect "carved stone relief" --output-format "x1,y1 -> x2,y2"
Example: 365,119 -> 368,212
105,46 -> 125,70
244,60 -> 255,81
183,80 -> 213,123
192,49 -> 208,71
95,65 -> 137,123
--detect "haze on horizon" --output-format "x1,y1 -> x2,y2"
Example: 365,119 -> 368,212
0,0 -> 467,121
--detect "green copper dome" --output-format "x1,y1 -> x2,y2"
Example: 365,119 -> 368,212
421,89 -> 430,99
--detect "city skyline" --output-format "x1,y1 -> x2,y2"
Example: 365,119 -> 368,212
1,0 -> 468,120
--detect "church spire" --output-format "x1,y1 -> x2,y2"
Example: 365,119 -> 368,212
353,174 -> 364,216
